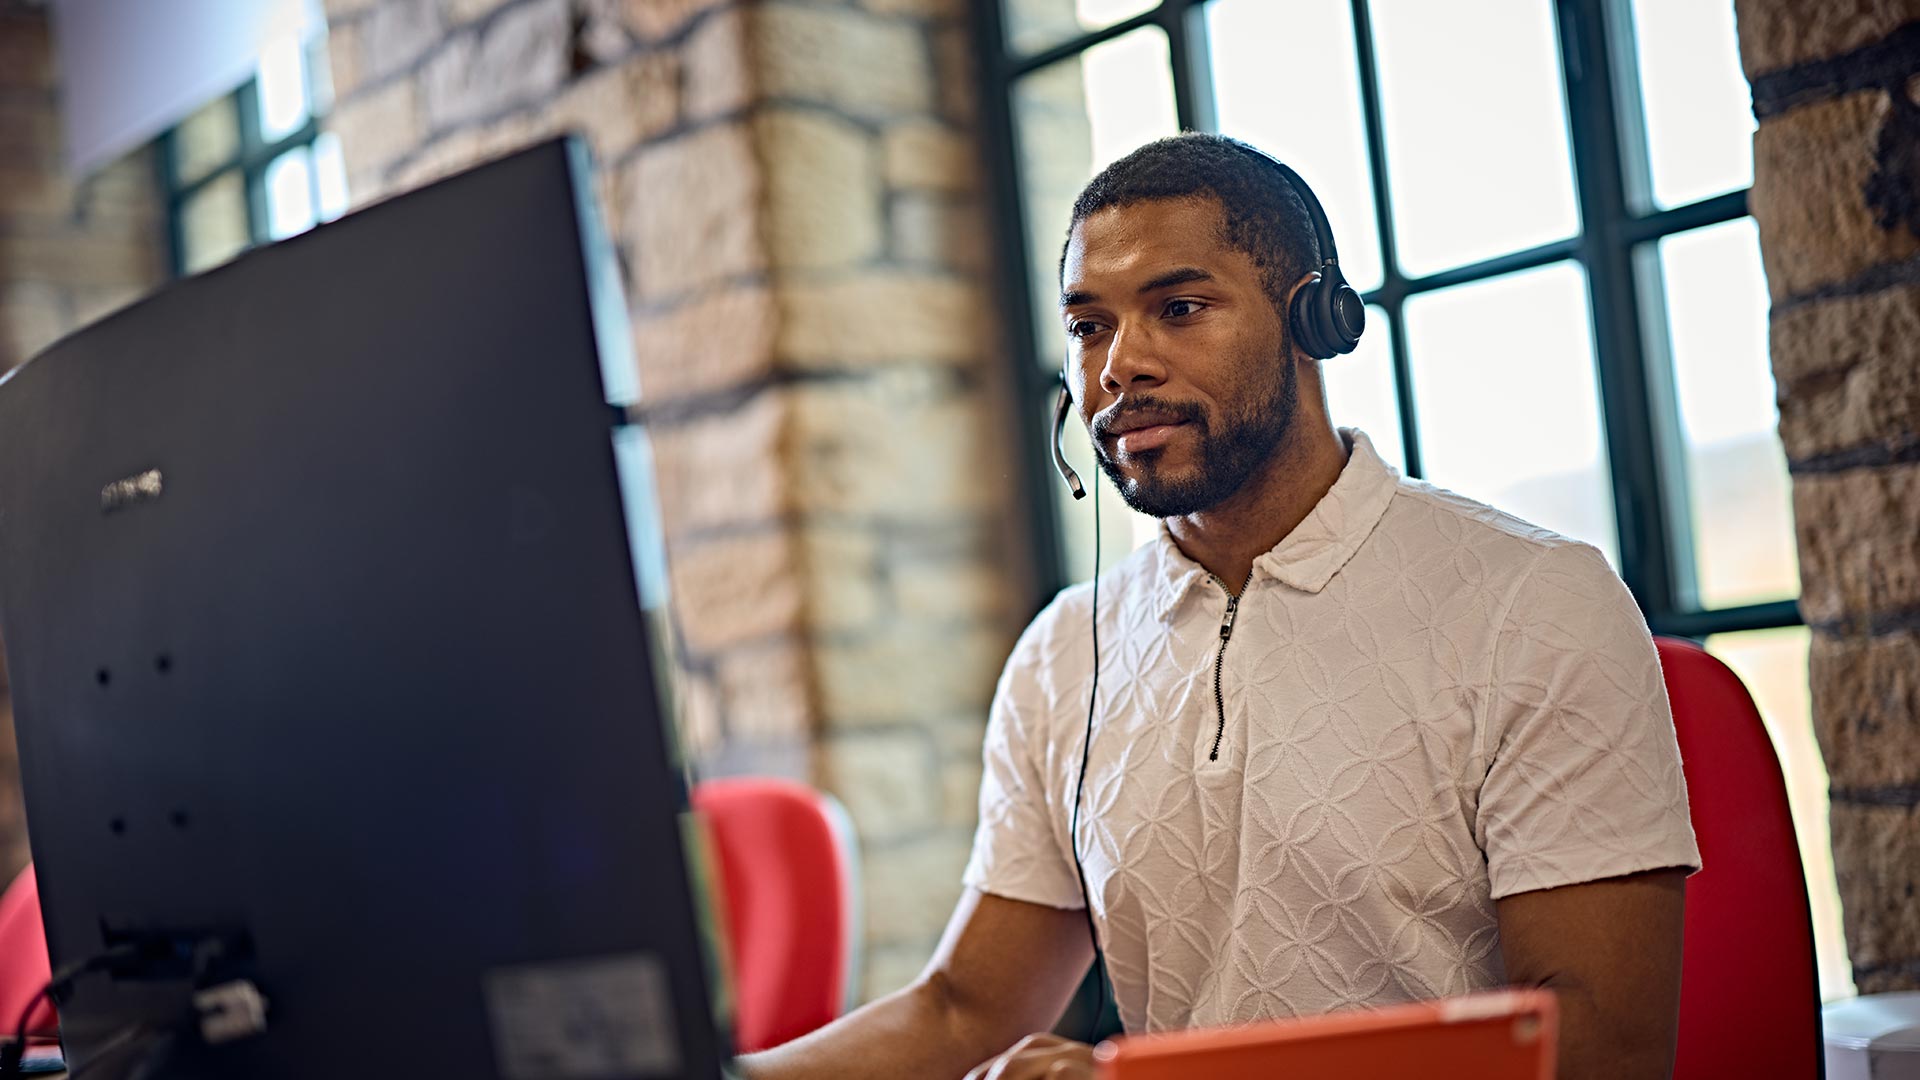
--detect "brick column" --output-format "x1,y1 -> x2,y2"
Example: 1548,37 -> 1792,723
749,0 -> 1023,995
0,1 -> 169,881
1737,2 -> 1920,994
320,0 -> 1024,998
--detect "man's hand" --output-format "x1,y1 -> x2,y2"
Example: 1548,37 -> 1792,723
962,1034 -> 1096,1080
735,890 -> 1094,1080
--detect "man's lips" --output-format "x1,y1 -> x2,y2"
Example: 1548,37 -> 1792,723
1094,402 -> 1201,456
1113,421 -> 1188,455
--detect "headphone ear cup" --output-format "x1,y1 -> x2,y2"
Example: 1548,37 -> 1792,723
1312,273 -> 1357,357
1315,273 -> 1345,358
1289,277 -> 1333,360
1325,282 -> 1364,355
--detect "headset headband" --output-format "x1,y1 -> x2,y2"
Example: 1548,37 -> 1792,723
1232,143 -> 1341,268
1222,140 -> 1366,362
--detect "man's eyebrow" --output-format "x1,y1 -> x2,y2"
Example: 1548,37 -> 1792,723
1140,267 -> 1213,293
1061,267 -> 1215,309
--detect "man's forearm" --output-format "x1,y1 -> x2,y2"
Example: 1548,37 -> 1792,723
1538,974 -> 1677,1080
733,973 -> 1006,1080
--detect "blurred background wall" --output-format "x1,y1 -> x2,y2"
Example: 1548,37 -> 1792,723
0,0 -> 1914,1007
1736,0 -> 1920,995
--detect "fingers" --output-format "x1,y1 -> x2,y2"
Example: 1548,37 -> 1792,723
965,1033 -> 1097,1080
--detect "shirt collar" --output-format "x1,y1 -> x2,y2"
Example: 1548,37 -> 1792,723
1149,427 -> 1399,621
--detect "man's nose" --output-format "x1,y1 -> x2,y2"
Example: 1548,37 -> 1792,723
1099,320 -> 1168,394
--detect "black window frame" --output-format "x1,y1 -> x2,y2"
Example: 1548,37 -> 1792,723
973,0 -> 1801,643
158,74 -> 326,279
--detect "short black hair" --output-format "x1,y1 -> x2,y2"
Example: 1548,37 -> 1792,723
1060,133 -> 1321,313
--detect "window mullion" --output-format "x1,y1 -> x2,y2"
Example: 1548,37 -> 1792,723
233,83 -> 273,245
1621,188 -> 1748,244
1599,0 -> 1658,216
156,129 -> 190,278
1598,0 -> 1706,614
1349,0 -> 1422,479
1554,0 -> 1682,619
972,0 -> 1071,608
1164,0 -> 1215,134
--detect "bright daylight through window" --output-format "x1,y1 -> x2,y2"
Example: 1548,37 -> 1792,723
164,28 -> 347,276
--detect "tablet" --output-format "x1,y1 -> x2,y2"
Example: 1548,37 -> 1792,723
1095,989 -> 1556,1080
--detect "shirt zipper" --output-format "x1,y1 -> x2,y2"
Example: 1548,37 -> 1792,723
1205,572 -> 1252,762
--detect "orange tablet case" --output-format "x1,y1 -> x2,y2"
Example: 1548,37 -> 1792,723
1094,989 -> 1557,1080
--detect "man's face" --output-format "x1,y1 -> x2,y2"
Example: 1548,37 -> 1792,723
1060,196 -> 1299,519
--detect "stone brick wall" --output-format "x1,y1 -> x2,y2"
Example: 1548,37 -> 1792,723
1737,1 -> 1920,994
319,0 -> 1024,999
0,0 -> 169,882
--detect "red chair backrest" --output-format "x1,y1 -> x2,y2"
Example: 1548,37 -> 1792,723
691,777 -> 856,1054
1656,637 -> 1823,1079
0,863 -> 56,1037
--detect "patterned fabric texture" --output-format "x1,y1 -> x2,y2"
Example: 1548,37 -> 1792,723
962,428 -> 1700,1034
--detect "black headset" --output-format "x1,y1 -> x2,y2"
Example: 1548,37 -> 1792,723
1050,144 -> 1363,499
1047,145 -> 1360,1037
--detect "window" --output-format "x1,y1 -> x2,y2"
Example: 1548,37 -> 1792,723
975,0 -> 1849,1001
162,32 -> 348,277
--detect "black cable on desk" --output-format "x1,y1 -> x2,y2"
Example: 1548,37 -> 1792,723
0,943 -> 144,1078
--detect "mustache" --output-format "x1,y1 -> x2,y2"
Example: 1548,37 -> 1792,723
1090,397 -> 1208,441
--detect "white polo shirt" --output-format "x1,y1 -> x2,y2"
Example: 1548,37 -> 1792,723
963,428 -> 1699,1033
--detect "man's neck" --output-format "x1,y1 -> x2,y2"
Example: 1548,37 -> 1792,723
1164,418 -> 1350,594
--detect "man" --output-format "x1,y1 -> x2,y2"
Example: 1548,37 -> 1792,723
739,134 -> 1698,1080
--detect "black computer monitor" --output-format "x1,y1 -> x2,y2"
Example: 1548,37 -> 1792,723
0,138 -> 729,1079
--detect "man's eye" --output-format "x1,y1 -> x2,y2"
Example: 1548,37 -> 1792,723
1066,319 -> 1104,339
1165,299 -> 1204,319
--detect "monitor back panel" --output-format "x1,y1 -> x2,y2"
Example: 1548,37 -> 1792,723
0,139 -> 723,1079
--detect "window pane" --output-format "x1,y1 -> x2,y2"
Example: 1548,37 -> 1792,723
1656,218 -> 1797,608
1404,262 -> 1617,561
1370,0 -> 1579,276
1627,0 -> 1754,210
1209,0 -> 1385,292
1000,0 -> 1156,58
313,132 -> 351,222
265,147 -> 317,240
171,96 -> 240,188
1012,26 -> 1178,368
1044,392 -> 1160,584
1321,304 -> 1406,473
179,170 -> 251,274
256,34 -> 312,142
1703,627 -> 1855,1003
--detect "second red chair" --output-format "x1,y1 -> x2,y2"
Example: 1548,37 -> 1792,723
0,863 -> 56,1040
692,777 -> 861,1055
1657,636 -> 1825,1078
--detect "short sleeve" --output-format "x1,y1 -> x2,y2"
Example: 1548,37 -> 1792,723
1477,542 -> 1701,899
961,614 -> 1086,910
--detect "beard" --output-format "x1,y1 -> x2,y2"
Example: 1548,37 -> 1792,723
1092,343 -> 1299,519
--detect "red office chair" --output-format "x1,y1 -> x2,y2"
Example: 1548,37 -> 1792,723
1657,637 -> 1824,1079
691,777 -> 861,1054
0,863 -> 56,1039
